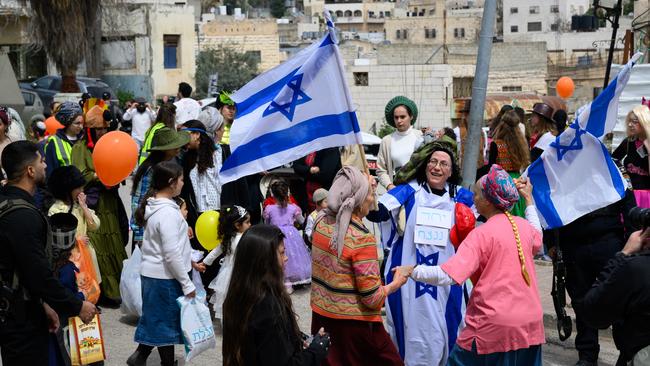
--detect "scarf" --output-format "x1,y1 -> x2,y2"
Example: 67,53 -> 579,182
315,166 -> 369,257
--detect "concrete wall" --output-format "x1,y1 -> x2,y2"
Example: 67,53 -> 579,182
346,64 -> 453,131
149,6 -> 197,99
200,18 -> 281,71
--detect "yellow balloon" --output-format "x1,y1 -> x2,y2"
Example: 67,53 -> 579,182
195,211 -> 220,250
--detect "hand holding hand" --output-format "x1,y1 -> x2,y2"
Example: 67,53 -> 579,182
193,261 -> 206,273
188,227 -> 194,239
79,301 -> 97,324
43,302 -> 60,333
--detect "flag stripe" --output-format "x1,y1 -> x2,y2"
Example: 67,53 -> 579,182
600,143 -> 627,199
221,111 -> 360,172
445,284 -> 463,353
528,159 -> 563,228
234,67 -> 300,120
584,75 -> 617,137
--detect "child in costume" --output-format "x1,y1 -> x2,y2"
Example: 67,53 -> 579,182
263,180 -> 312,293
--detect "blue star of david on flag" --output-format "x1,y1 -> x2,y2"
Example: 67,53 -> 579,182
415,250 -> 439,299
262,74 -> 312,122
550,122 -> 587,161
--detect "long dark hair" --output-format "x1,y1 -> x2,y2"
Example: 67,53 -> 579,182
134,161 -> 184,226
223,225 -> 300,366
131,150 -> 168,195
182,120 -> 215,174
493,110 -> 530,171
488,105 -> 514,136
156,103 -> 177,129
218,205 -> 250,256
270,180 -> 290,208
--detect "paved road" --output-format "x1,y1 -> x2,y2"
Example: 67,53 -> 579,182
2,182 -> 619,366
100,284 -> 616,366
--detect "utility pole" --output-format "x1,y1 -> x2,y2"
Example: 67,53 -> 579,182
461,0 -> 497,186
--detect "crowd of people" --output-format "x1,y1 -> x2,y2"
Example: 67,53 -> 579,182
1,83 -> 649,366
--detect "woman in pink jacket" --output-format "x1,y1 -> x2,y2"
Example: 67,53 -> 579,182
395,165 -> 545,365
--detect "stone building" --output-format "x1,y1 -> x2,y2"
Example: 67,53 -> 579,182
101,1 -> 197,101
384,0 -> 483,45
199,17 -> 281,72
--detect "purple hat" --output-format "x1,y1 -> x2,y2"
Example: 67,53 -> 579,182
478,165 -> 519,211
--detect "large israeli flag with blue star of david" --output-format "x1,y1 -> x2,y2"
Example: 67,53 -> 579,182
219,11 -> 361,183
524,53 -> 642,229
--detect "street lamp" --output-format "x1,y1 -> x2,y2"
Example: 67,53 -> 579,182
592,0 -> 623,89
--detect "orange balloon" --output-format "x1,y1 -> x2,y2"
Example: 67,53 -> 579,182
44,116 -> 64,136
92,131 -> 138,186
556,77 -> 575,99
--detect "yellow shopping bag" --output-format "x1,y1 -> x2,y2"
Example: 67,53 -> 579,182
68,314 -> 106,365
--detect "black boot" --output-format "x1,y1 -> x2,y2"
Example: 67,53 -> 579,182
126,344 -> 153,366
158,345 -> 176,366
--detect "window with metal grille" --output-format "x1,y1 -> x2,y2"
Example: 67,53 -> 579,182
529,6 -> 540,14
353,72 -> 368,86
510,7 -> 518,14
550,5 -> 559,13
502,85 -> 522,92
511,25 -> 518,32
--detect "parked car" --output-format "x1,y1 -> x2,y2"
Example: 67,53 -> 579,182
20,75 -> 117,116
19,89 -> 46,125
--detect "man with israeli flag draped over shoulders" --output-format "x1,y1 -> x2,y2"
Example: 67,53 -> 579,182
523,53 -> 642,366
370,137 -> 473,366
219,10 -> 362,185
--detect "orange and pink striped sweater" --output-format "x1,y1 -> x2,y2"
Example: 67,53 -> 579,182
310,216 -> 386,322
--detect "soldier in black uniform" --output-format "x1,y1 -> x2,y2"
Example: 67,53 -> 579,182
0,141 -> 97,365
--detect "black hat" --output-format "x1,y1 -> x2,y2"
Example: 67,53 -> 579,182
102,92 -> 111,100
49,213 -> 78,250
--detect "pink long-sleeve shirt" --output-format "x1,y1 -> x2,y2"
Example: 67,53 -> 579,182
440,213 -> 545,354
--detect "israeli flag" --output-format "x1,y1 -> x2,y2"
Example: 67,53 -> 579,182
525,53 -> 642,229
220,11 -> 361,183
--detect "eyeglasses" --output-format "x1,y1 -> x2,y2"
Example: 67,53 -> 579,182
428,159 -> 451,169
628,118 -> 640,125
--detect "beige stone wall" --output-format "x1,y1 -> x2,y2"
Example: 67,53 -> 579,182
200,19 -> 281,72
149,6 -> 197,98
346,64 -> 453,131
384,17 -> 443,44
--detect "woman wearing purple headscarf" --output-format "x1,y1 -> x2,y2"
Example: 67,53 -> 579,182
395,165 -> 546,366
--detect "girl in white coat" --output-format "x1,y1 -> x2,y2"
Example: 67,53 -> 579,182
127,161 -> 197,366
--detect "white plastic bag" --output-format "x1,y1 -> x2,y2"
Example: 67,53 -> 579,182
119,246 -> 143,317
190,250 -> 206,304
177,290 -> 216,361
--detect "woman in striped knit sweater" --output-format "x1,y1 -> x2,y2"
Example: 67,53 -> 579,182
310,166 -> 409,366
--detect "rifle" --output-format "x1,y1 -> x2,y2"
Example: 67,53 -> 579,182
551,232 -> 572,341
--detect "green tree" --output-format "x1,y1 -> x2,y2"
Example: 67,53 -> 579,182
623,0 -> 634,15
377,123 -> 395,138
270,0 -> 285,18
195,45 -> 261,98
